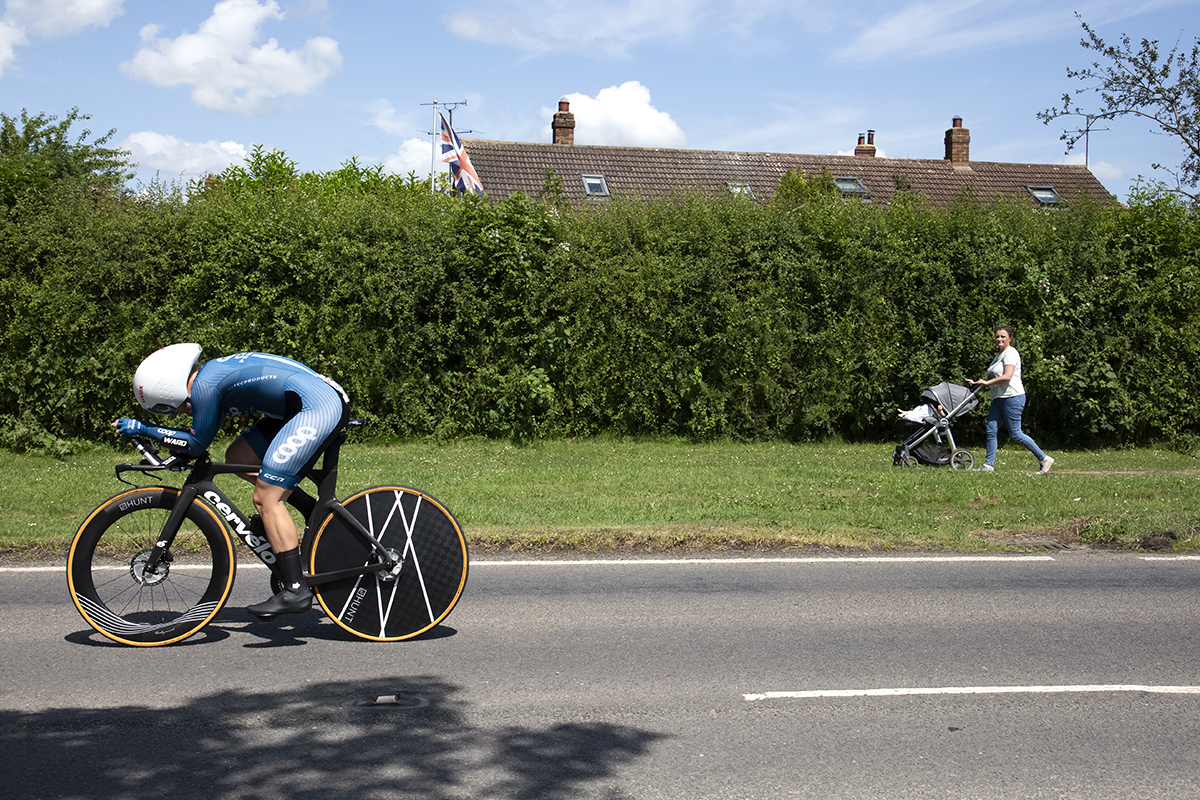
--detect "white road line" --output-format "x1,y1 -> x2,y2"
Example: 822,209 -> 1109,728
0,555 -> 1062,572
0,563 -> 273,572
17,553 -> 1200,572
472,555 -> 1057,566
744,685 -> 1200,701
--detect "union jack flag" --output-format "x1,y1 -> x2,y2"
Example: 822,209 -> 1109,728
439,111 -> 484,196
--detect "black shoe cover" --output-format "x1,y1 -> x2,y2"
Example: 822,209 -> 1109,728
248,587 -> 314,618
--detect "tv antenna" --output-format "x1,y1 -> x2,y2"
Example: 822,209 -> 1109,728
1066,114 -> 1109,169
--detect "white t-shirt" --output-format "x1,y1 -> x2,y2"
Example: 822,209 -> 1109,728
987,346 -> 1025,399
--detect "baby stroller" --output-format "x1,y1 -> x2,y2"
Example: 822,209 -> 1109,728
892,382 -> 982,470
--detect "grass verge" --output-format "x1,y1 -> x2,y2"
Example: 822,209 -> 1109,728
3,439 -> 1198,560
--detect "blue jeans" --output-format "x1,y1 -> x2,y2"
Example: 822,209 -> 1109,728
985,394 -> 1046,466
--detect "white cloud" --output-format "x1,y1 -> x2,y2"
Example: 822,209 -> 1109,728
548,81 -> 687,147
442,0 -> 1200,65
1087,161 -> 1126,181
120,0 -> 342,116
446,0 -> 703,57
1086,161 -> 1126,181
0,0 -> 122,78
0,20 -> 26,76
4,0 -> 123,38
365,98 -> 416,137
833,0 -> 1074,62
121,130 -> 247,176
386,137 -> 436,178
836,146 -> 889,158
1057,152 -> 1126,181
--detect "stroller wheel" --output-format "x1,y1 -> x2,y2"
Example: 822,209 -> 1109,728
893,448 -> 915,467
950,449 -> 975,470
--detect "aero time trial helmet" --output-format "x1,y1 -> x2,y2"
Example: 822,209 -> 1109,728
133,343 -> 202,413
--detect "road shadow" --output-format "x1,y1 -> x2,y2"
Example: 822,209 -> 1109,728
65,602 -> 459,648
1,676 -> 665,799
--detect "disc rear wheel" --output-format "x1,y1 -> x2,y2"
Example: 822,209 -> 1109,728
309,486 -> 468,641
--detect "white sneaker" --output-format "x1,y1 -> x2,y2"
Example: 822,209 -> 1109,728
977,464 -> 994,472
1039,456 -> 1055,474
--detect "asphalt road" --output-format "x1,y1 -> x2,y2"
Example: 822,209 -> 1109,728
4,552 -> 1200,799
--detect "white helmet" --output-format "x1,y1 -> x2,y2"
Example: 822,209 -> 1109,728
134,343 -> 202,413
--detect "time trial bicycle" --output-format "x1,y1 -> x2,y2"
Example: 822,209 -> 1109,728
67,420 -> 469,647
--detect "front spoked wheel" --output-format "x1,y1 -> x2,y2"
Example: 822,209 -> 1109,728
309,486 -> 469,641
67,487 -> 237,647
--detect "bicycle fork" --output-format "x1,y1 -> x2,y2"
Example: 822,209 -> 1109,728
138,483 -> 203,580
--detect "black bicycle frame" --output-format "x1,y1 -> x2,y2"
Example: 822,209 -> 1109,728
117,434 -> 398,587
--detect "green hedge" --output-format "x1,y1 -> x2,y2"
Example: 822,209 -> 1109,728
2,150 -> 1198,453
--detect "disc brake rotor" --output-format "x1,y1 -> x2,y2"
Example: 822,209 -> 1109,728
130,549 -> 171,586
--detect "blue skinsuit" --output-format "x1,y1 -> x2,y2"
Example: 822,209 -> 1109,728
166,353 -> 349,490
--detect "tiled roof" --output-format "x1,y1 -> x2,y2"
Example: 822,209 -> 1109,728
462,139 -> 1116,207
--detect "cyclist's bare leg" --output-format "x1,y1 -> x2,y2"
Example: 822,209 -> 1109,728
226,435 -> 298,548
224,434 -> 315,617
247,478 -> 313,618
253,481 -> 298,552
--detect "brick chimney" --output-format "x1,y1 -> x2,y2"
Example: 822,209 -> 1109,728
855,129 -> 876,158
944,116 -> 969,167
551,98 -> 575,145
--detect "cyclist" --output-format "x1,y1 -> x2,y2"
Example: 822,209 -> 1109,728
113,344 -> 349,618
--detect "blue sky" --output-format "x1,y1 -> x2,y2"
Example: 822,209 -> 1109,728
1,0 -> 1196,201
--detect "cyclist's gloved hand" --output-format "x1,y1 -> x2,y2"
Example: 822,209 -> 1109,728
114,418 -> 147,438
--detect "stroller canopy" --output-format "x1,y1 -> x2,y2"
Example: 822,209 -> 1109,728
920,382 -> 979,421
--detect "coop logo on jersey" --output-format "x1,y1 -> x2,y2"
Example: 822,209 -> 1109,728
272,426 -> 319,464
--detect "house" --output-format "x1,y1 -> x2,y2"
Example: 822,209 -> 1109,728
464,100 -> 1115,207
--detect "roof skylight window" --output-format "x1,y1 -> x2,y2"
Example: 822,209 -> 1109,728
582,174 -> 610,197
835,176 -> 870,201
727,182 -> 754,198
1027,186 -> 1065,206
